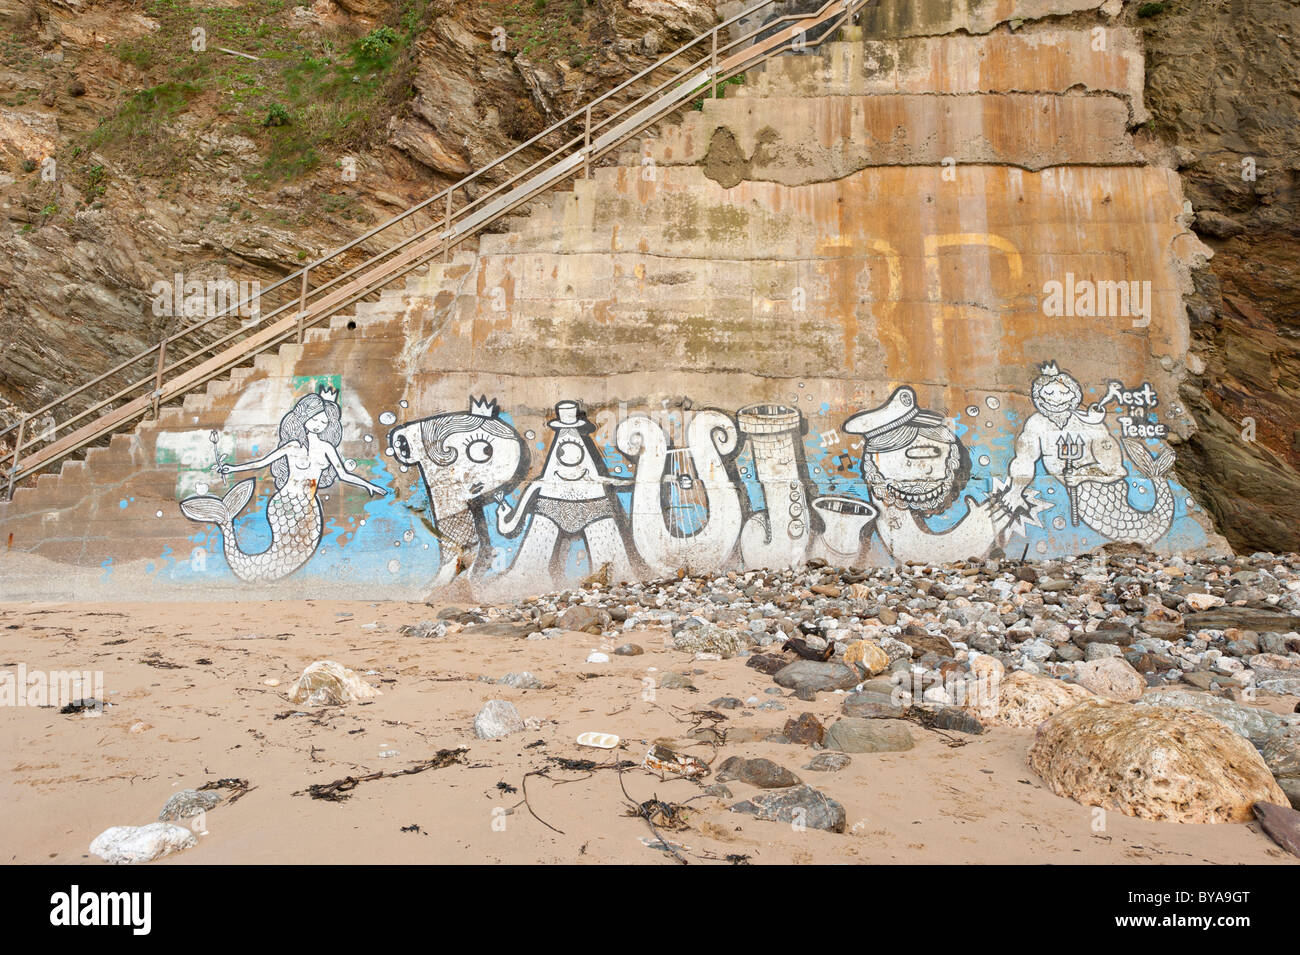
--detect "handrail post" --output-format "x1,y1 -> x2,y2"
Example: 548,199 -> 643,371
298,266 -> 309,343
584,105 -> 592,180
443,190 -> 453,263
151,339 -> 167,420
711,27 -> 718,98
5,416 -> 24,501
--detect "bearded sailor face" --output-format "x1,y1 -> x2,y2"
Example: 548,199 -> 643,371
861,427 -> 965,515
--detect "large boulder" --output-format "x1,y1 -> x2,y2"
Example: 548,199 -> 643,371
1137,689 -> 1300,809
1027,699 -> 1289,823
969,669 -> 1094,728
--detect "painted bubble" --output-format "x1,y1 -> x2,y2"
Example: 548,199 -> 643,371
387,559 -> 400,574
985,396 -> 1001,410
379,411 -> 396,426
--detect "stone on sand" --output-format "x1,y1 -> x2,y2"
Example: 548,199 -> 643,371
474,699 -> 526,739
1253,801 -> 1300,857
158,789 -> 221,822
287,660 -> 380,706
773,660 -> 860,695
715,756 -> 801,789
824,717 -> 914,753
90,823 -> 197,865
730,784 -> 846,832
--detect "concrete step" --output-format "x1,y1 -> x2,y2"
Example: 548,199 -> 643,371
645,92 -> 1141,173
731,29 -> 1144,116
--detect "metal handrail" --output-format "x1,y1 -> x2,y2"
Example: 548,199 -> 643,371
1,0 -> 869,498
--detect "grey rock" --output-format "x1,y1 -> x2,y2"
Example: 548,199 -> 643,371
729,784 -> 846,833
498,671 -> 543,689
158,789 -> 221,822
824,717 -> 914,753
1253,801 -> 1300,857
773,660 -> 860,695
1136,688 -> 1299,743
802,752 -> 852,772
715,756 -> 802,788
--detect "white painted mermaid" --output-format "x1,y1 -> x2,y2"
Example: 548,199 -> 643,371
179,387 -> 386,582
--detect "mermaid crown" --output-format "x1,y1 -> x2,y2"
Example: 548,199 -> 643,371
319,385 -> 340,404
1039,361 -> 1061,377
469,395 -> 500,418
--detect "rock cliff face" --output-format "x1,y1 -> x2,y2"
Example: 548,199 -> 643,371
1136,0 -> 1300,552
0,0 -> 1296,557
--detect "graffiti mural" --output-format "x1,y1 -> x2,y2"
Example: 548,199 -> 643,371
844,385 -> 1043,564
1006,362 -> 1175,547
387,396 -> 526,588
492,401 -> 641,595
158,358 -> 1201,594
178,386 -> 387,582
616,408 -> 743,577
738,404 -> 813,570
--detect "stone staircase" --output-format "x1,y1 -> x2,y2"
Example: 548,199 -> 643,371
0,2 -> 1227,601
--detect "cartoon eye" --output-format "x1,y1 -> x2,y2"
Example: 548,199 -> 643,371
557,441 -> 583,466
905,445 -> 942,459
394,434 -> 411,461
467,439 -> 493,463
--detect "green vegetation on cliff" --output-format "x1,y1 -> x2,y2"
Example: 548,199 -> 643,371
92,0 -> 434,181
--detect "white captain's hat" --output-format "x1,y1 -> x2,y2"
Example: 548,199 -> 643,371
844,386 -> 921,440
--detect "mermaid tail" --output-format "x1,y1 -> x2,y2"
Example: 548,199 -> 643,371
180,478 -> 322,582
1076,440 -> 1175,547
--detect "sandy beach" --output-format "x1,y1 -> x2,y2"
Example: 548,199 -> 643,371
2,599 -> 1296,866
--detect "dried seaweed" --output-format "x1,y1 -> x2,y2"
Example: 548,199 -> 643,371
294,747 -> 467,801
197,777 -> 255,805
